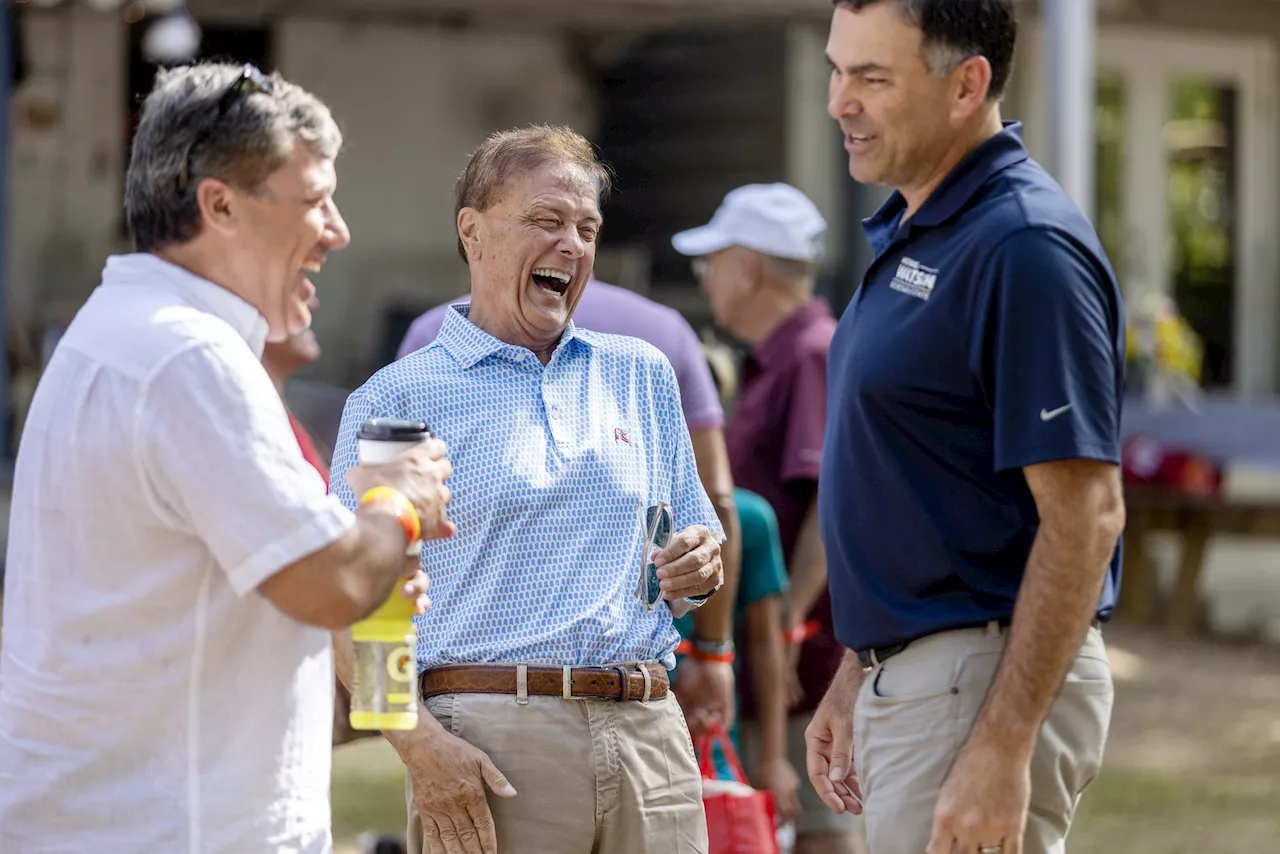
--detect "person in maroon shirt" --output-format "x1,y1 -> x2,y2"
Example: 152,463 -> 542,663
674,183 -> 862,854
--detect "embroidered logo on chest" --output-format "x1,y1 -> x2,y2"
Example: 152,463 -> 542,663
889,257 -> 939,301
613,427 -> 633,445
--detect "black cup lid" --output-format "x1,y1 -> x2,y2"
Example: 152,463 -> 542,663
357,418 -> 431,441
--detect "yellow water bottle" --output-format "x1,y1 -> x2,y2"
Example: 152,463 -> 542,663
349,418 -> 430,732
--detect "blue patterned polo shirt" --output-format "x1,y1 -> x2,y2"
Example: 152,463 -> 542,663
330,305 -> 724,670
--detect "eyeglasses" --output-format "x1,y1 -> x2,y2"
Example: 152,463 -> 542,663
691,257 -> 709,281
176,63 -> 275,194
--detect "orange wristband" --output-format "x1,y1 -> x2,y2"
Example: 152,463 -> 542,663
359,486 -> 421,546
782,620 -> 821,645
675,640 -> 736,664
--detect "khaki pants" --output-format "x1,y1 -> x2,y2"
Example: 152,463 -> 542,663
854,623 -> 1113,854
406,687 -> 708,854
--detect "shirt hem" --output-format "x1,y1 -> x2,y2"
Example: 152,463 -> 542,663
836,609 -> 1113,655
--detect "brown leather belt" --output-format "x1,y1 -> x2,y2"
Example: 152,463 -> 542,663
420,663 -> 669,703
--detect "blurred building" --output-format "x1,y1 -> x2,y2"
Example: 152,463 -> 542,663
6,0 -> 1280,398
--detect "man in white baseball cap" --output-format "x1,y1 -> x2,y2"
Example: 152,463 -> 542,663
673,182 -> 826,266
673,185 -> 863,854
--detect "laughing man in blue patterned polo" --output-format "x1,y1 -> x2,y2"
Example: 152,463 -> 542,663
330,126 -> 724,854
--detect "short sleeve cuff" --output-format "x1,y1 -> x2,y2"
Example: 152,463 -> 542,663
684,411 -> 725,432
224,498 -> 357,596
995,440 -> 1121,473
709,515 -> 727,543
781,461 -> 822,484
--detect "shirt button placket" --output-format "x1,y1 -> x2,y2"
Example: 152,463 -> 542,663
544,371 -> 566,445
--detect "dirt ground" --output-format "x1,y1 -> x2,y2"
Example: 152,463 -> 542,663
330,621 -> 1280,853
1065,622 -> 1280,852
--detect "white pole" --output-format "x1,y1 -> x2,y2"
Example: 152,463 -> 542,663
1043,0 -> 1096,218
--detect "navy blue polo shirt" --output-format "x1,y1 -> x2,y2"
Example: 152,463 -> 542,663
820,123 -> 1125,653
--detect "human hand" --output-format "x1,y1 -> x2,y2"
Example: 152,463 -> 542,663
926,739 -> 1031,854
347,439 -> 456,539
804,680 -> 863,816
652,525 -> 722,600
402,723 -> 517,854
673,656 -> 735,737
399,566 -> 431,616
755,755 -> 802,827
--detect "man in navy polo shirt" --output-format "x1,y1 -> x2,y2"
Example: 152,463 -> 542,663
805,3 -> 1127,854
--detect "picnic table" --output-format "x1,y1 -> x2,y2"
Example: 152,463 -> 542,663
1120,485 -> 1280,634
1119,394 -> 1280,634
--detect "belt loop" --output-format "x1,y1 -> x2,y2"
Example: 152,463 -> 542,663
616,666 -> 630,703
516,665 -> 529,706
987,619 -> 1001,638
562,665 -> 573,700
640,664 -> 653,703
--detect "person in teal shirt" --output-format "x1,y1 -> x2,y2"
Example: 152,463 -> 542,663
672,487 -> 800,825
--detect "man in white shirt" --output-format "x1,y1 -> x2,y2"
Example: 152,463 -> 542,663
0,62 -> 452,853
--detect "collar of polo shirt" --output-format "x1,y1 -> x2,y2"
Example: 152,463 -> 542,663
436,303 -> 592,370
866,122 -> 1031,237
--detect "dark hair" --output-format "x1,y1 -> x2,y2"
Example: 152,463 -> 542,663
832,0 -> 1017,100
453,125 -> 613,264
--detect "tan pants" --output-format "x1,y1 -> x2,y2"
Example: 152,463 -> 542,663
406,687 -> 708,853
854,623 -> 1113,854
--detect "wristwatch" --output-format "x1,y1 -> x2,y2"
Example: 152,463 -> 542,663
691,636 -> 736,657
684,580 -> 723,606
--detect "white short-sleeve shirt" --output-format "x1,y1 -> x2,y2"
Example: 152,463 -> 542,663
0,254 -> 355,853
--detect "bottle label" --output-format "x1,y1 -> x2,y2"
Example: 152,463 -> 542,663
386,645 -> 414,683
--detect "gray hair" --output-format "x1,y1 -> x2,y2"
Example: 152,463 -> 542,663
761,254 -> 816,283
922,42 -> 972,81
124,62 -> 342,252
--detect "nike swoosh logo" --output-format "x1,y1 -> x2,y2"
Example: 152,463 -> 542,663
1040,404 -> 1072,422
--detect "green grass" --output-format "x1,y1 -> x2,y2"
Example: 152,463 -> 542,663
331,740 -> 410,848
1069,768 -> 1280,853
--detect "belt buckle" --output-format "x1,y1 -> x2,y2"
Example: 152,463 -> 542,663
562,666 -> 589,701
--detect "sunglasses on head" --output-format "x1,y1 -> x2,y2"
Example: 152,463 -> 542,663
176,63 -> 275,194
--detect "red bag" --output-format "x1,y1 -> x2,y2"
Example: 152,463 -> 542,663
697,721 -> 780,854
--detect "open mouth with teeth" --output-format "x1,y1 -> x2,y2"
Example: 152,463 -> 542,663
531,267 -> 572,297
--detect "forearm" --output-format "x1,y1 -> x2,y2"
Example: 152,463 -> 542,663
969,510 -> 1122,757
689,427 -> 740,643
693,492 -> 740,641
747,604 -> 789,761
259,509 -> 410,629
782,499 -> 826,629
315,510 -> 414,620
828,649 -> 865,705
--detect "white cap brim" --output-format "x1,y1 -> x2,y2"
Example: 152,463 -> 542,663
671,225 -> 735,257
